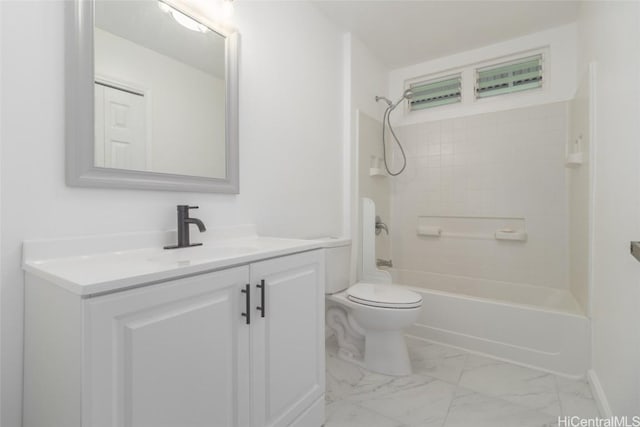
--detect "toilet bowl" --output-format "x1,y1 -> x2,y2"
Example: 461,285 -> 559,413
323,197 -> 423,376
327,282 -> 422,376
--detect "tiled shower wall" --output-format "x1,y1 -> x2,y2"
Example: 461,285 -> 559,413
390,102 -> 570,289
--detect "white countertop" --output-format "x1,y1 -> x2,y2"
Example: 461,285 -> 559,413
23,226 -> 350,297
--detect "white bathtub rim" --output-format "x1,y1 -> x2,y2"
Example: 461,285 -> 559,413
403,283 -> 587,319
412,322 -> 561,357
389,268 -> 586,316
406,334 -> 586,381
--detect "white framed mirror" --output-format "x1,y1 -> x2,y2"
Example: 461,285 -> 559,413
66,0 -> 239,193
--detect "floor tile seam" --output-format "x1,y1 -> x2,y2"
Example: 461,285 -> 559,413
348,400 -> 415,426
453,353 -> 469,384
412,371 -> 462,388
438,354 -> 469,427
336,383 -> 455,426
439,383 -> 461,427
453,384 -> 560,421
329,367 -> 462,404
458,373 -> 563,405
553,375 -> 565,417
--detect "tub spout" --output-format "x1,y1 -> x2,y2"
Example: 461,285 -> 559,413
376,258 -> 393,268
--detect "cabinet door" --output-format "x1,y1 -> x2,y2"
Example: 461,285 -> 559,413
84,267 -> 251,427
250,250 -> 325,427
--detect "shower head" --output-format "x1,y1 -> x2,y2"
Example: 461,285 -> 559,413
376,89 -> 414,111
389,89 -> 414,110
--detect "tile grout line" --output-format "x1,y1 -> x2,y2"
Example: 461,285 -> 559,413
350,401 -> 410,427
455,352 -> 469,384
327,342 -> 590,426
452,353 -> 563,423
440,387 -> 456,427
440,352 -> 469,427
553,374 -> 565,418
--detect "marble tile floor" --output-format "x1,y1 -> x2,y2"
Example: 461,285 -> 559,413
324,336 -> 600,427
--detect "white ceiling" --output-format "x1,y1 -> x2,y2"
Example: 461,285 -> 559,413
95,0 -> 226,78
312,1 -> 580,69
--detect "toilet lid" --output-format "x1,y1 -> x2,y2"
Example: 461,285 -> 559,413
347,282 -> 423,309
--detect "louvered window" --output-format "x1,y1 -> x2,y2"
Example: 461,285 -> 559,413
409,74 -> 462,111
475,54 -> 543,98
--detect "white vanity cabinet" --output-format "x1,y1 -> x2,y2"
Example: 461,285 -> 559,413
250,253 -> 326,427
85,267 -> 251,427
23,249 -> 325,427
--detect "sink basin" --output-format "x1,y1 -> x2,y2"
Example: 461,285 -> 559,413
148,245 -> 261,264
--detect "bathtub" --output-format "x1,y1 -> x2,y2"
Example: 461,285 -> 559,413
389,269 -> 590,378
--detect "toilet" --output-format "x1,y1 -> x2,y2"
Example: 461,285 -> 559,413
324,198 -> 422,376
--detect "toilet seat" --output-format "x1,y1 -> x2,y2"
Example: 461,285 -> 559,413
347,282 -> 422,309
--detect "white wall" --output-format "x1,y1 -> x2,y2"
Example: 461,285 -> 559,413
390,102 -> 570,289
0,1 -> 344,425
344,33 -> 389,282
577,1 -> 640,416
0,1 -> 3,423
95,28 -> 226,178
388,23 -> 577,124
348,35 -> 388,121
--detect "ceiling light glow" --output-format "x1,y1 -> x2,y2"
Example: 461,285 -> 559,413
157,1 -> 209,33
221,0 -> 234,20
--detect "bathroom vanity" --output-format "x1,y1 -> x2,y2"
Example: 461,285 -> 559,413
22,228 -> 330,427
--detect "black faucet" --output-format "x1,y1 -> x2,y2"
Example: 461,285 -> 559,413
164,205 -> 207,249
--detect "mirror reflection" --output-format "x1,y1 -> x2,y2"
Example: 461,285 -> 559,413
94,0 -> 227,179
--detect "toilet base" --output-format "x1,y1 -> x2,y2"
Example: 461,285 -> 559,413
326,306 -> 365,361
326,302 -> 415,376
364,330 -> 412,376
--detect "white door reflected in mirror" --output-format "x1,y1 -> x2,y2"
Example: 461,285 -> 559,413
94,82 -> 147,171
93,0 -> 227,179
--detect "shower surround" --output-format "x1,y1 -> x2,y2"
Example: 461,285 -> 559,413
390,102 -> 570,290
361,102 -> 591,375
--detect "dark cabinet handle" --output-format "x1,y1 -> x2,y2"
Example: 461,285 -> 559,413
241,284 -> 250,325
256,280 -> 265,318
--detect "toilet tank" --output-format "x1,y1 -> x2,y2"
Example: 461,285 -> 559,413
321,239 -> 352,294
